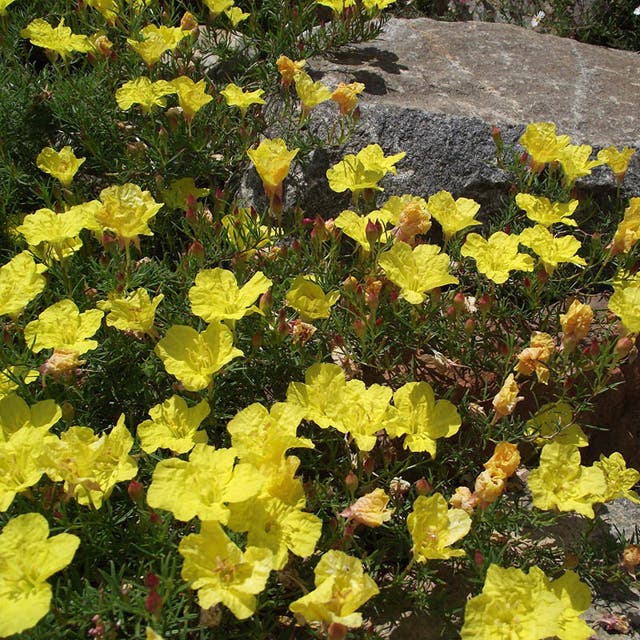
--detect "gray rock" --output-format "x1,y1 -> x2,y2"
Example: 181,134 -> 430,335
242,17 -> 640,218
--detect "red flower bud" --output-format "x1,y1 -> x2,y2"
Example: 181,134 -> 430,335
415,477 -> 432,496
144,590 -> 162,615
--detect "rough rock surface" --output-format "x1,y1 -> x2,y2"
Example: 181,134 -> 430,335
242,17 -> 640,217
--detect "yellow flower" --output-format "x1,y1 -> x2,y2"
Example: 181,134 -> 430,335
340,488 -> 394,527
327,144 -> 406,196
597,146 -> 635,182
154,322 -> 243,391
247,138 -> 299,210
514,331 -> 555,384
85,0 -> 119,22
170,76 -> 213,122
525,402 -> 588,447
17,207 -> 87,262
147,444 -> 263,522
519,224 -> 586,274
608,283 -> 640,334
160,177 -> 210,211
227,402 -> 312,467
594,452 -> 640,504
0,0 -> 17,15
227,457 -> 322,569
0,392 -> 60,441
385,381 -> 461,457
44,415 -> 138,508
127,24 -> 186,66
379,241 -> 458,304
427,190 -> 481,242
36,146 -> 85,187
316,0 -> 356,12
334,208 -> 393,252
289,550 -> 379,628
519,121 -> 571,171
461,564 -> 594,640
276,55 -> 306,88
0,252 -> 47,319
24,299 -> 103,355
610,197 -> 640,255
558,143 -> 603,186
492,373 -> 523,419
331,81 -> 365,115
0,367 -> 38,400
220,83 -> 265,117
0,425 -> 59,511
285,275 -> 340,321
98,288 -> 164,338
203,0 -> 234,15
515,193 -> 578,228
528,442 -> 607,518
20,18 -> 92,62
189,268 -> 272,323
0,513 -> 80,637
225,6 -> 250,26
560,299 -> 593,344
363,0 -> 397,8
179,520 -> 273,619
116,77 -> 176,114
407,493 -> 470,562
137,395 -> 209,454
95,183 -> 163,248
293,70 -> 332,114
461,231 -> 534,284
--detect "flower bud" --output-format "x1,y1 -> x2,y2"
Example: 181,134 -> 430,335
414,477 -> 432,496
614,335 -> 635,360
127,480 -> 145,507
478,293 -> 492,316
344,471 -> 358,494
464,317 -> 476,335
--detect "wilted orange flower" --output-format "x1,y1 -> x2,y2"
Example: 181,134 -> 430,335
340,488 -> 394,527
392,200 -> 432,245
484,442 -> 520,478
449,486 -> 477,514
622,544 -> 640,575
492,373 -> 523,420
610,198 -> 640,255
560,299 -> 593,347
276,55 -> 305,88
289,319 -> 317,345
474,469 -> 506,507
331,82 -> 365,115
514,331 -> 555,384
39,349 -> 85,381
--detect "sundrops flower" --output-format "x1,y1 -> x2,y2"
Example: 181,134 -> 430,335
594,452 -> 640,503
0,0 -> 17,15
0,513 -> 80,636
560,299 -> 593,346
461,564 -> 594,640
316,0 -> 356,12
247,138 -> 299,214
203,0 -> 234,15
334,209 -> 393,252
225,6 -> 249,26
289,550 -> 379,629
0,252 -> 47,319
598,146 -> 635,183
220,83 -> 265,117
427,190 -> 481,242
379,241 -> 458,304
285,276 -> 340,321
608,283 -> 640,334
293,71 -> 332,115
170,76 -> 213,122
20,18 -> 92,63
515,193 -> 578,227
519,225 -> 586,274
36,146 -> 85,187
95,183 -> 163,248
407,493 -> 471,562
461,231 -> 534,284
155,322 -> 243,391
98,288 -> 164,338
127,24 -> 186,66
525,402 -> 588,447
520,121 -> 571,171
385,381 -> 461,457
179,520 -> 273,619
558,144 -> 603,186
24,299 -> 103,355
116,77 -> 176,114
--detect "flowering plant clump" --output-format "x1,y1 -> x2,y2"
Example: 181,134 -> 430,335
1,0 -> 639,637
